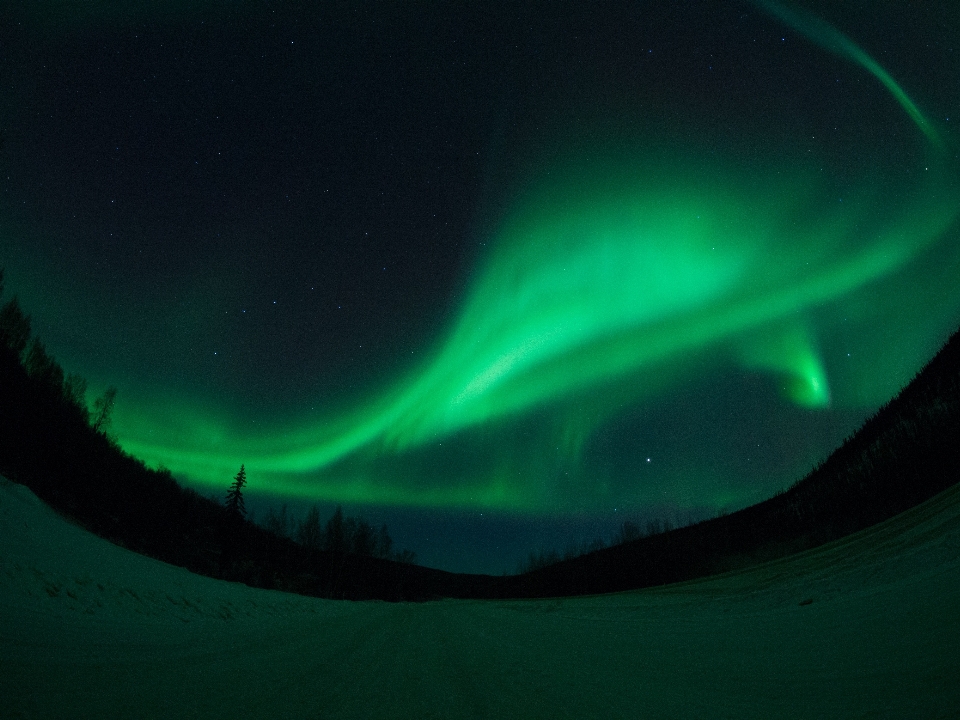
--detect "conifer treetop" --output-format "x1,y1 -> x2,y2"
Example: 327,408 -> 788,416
225,464 -> 247,519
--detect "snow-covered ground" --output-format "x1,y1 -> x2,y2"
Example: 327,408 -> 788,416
2,474 -> 959,719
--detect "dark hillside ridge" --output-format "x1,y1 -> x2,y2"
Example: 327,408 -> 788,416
2,316 -> 959,601
0,340 -> 510,600
513,325 -> 960,598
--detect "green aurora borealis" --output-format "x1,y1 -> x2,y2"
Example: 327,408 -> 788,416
3,0 -> 960,569
117,138 -> 957,509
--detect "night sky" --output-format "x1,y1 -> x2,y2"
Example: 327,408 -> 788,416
2,0 -> 959,574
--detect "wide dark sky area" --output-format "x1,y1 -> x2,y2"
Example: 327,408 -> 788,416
2,0 -> 959,573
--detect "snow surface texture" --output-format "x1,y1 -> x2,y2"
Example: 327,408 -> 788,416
2,474 -> 959,719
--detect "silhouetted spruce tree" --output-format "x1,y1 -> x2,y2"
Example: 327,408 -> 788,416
350,517 -> 375,556
295,504 -> 323,549
614,520 -> 641,545
91,386 -> 118,434
225,464 -> 247,519
25,338 -> 65,392
265,503 -> 291,538
325,505 -> 346,554
63,373 -> 88,416
0,295 -> 31,360
375,523 -> 393,559
394,548 -> 416,564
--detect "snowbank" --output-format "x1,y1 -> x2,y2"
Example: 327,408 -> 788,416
2,474 -> 959,718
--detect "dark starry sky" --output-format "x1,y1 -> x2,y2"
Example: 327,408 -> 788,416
2,0 -> 960,573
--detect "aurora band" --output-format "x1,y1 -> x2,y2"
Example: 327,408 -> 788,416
118,1 -> 958,506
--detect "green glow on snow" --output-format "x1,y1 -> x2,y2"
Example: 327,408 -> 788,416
101,3 -> 959,512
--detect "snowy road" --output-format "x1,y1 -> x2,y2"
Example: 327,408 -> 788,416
2,475 -> 959,718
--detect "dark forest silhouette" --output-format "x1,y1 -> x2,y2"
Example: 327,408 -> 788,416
1,267 -> 959,600
0,269 -> 426,599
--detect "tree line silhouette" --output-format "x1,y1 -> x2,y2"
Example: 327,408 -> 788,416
0,269 -> 435,599
512,322 -> 960,597
2,265 -> 959,600
516,514 -> 705,574
263,501 -> 417,564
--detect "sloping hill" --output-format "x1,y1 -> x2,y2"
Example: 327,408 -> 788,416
3,472 -> 959,718
514,325 -> 960,598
